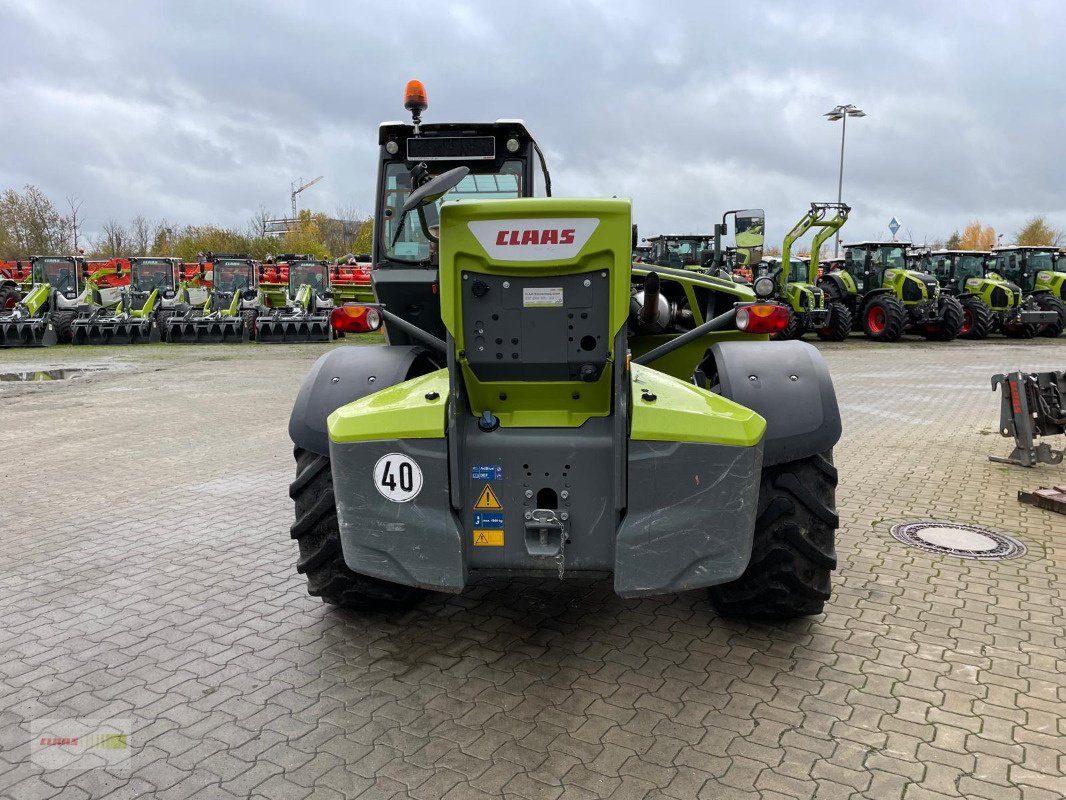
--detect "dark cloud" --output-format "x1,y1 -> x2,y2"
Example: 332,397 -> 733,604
2,0 -> 1064,247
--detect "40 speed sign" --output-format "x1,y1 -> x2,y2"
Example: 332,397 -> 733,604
373,453 -> 424,503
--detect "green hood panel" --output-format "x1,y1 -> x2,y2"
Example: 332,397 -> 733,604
328,369 -> 449,443
630,364 -> 765,447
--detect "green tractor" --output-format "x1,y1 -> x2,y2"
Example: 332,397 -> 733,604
0,255 -> 86,347
284,82 -> 843,621
71,257 -> 177,345
165,255 -> 259,343
255,257 -> 333,343
924,250 -> 1059,339
750,203 -> 852,341
819,241 -> 963,342
987,247 -> 1066,337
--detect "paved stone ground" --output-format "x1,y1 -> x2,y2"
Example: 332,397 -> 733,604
0,337 -> 1063,800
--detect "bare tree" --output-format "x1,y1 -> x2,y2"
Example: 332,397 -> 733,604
98,219 -> 129,258
245,206 -> 274,239
130,215 -> 152,256
66,195 -> 84,254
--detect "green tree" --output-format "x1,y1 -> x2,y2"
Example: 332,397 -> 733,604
1014,215 -> 1062,247
945,230 -> 961,249
0,185 -> 71,257
351,218 -> 374,255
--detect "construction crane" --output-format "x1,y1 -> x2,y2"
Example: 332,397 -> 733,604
291,176 -> 324,219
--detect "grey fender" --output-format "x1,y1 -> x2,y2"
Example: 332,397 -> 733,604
288,345 -> 430,456
703,340 -> 841,466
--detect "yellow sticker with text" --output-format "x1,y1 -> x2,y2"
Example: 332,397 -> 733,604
473,529 -> 504,546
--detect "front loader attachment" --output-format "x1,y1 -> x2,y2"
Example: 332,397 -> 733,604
0,317 -> 57,348
255,314 -> 331,343
165,315 -> 246,344
72,315 -> 158,345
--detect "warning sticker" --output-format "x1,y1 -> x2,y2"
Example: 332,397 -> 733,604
522,287 -> 564,308
473,530 -> 504,546
471,464 -> 503,481
474,484 -> 503,510
474,512 -> 504,528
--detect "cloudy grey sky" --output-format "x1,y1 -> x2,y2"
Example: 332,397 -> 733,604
3,0 -> 1065,247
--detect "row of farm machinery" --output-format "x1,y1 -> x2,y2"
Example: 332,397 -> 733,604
0,253 -> 378,347
637,213 -> 1066,343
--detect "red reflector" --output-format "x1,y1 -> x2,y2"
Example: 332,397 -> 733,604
735,303 -> 790,334
331,304 -> 381,333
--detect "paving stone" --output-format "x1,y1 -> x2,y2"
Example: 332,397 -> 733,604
1,340 -> 1064,800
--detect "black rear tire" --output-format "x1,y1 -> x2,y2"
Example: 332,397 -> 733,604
926,296 -> 964,341
861,295 -> 905,342
0,284 -> 18,311
958,298 -> 992,339
1035,295 -> 1065,338
709,451 -> 838,620
290,447 -> 427,610
51,310 -> 76,344
816,301 -> 852,341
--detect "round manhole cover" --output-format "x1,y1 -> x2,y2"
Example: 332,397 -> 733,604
890,521 -> 1026,559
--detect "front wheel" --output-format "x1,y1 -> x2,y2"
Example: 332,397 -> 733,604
51,310 -> 76,344
925,296 -> 964,341
1035,295 -> 1065,338
241,309 -> 258,341
861,295 -> 905,342
959,298 -> 992,339
289,447 -> 427,610
709,451 -> 838,620
816,301 -> 852,341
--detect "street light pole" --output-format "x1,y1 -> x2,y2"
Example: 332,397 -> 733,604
824,104 -> 866,257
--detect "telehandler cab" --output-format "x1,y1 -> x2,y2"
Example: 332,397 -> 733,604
285,82 -> 842,620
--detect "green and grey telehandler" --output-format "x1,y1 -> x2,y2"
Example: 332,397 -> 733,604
165,255 -> 258,343
0,255 -> 85,347
988,247 -> 1066,338
255,257 -> 333,343
750,203 -> 852,341
924,250 -> 1058,339
285,82 -> 843,621
819,241 -> 963,342
71,257 -> 176,345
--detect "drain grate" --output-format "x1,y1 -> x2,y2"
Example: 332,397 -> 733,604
890,521 -> 1026,560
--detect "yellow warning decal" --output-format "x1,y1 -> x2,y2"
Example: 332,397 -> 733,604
474,484 -> 503,510
473,529 -> 504,546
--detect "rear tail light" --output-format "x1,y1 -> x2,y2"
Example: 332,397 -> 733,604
735,303 -> 790,334
331,304 -> 382,333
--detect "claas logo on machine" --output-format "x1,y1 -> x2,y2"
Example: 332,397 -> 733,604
495,228 -> 576,246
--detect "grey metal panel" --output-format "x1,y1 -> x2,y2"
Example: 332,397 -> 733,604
330,437 -> 466,592
288,345 -> 426,456
614,441 -> 762,598
461,269 -> 610,382
705,340 -> 841,466
458,416 -> 620,571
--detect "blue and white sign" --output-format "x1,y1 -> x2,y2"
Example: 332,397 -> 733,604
474,512 -> 504,528
888,217 -> 901,236
471,464 -> 503,480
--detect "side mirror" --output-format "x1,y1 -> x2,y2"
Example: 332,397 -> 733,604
733,208 -> 765,266
632,224 -> 639,251
163,290 -> 176,300
401,166 -> 470,214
